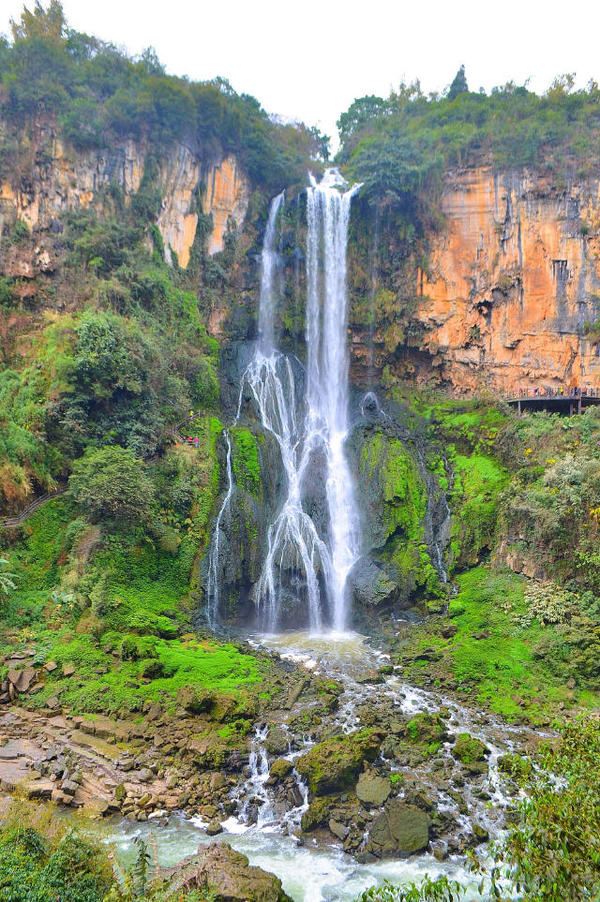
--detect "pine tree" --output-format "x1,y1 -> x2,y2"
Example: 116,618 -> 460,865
448,65 -> 469,100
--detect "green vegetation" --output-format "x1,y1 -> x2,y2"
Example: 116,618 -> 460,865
396,565 -> 600,723
0,3 -> 325,191
339,72 -> 600,234
449,453 -> 507,570
359,431 -> 440,601
0,803 -> 114,902
0,462 -> 263,717
230,427 -> 262,496
500,715 -> 600,900
68,446 -> 155,524
356,875 -> 465,901
0,800 -> 227,900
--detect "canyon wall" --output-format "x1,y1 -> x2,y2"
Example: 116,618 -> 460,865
0,124 -> 250,278
412,168 -> 600,393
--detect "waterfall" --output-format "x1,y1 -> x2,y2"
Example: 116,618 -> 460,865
210,169 -> 360,634
305,169 -> 361,632
206,431 -> 234,629
258,191 -> 285,354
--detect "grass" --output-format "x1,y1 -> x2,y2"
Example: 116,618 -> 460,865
0,495 -> 268,719
396,565 -> 600,724
24,633 -> 265,716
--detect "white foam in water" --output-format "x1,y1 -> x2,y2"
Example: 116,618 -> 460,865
106,815 -> 483,902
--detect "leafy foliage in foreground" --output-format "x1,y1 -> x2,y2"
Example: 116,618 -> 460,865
357,875 -> 465,901
0,803 -> 215,900
0,803 -> 113,902
501,716 -> 600,900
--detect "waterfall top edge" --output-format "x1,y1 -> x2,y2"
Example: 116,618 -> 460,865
308,166 -> 361,196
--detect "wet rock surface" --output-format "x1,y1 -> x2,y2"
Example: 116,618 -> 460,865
166,842 -> 291,901
364,801 -> 431,858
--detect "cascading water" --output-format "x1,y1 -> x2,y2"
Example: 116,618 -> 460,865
236,170 -> 360,634
208,169 -> 360,633
304,170 -> 362,632
206,431 -> 234,629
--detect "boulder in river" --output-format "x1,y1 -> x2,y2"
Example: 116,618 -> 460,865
296,728 -> 383,795
365,800 -> 431,858
355,768 -> 391,806
453,733 -> 490,773
166,842 -> 291,901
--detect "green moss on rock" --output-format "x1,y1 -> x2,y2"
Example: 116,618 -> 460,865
296,728 -> 383,796
231,427 -> 262,496
453,732 -> 489,772
358,430 -> 440,602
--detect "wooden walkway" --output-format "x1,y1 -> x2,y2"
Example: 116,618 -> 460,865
505,390 -> 600,415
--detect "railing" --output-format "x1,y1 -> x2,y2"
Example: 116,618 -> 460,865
1,488 -> 66,529
505,388 -> 600,402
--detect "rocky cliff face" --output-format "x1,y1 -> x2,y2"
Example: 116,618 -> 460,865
0,123 -> 250,277
412,168 -> 600,393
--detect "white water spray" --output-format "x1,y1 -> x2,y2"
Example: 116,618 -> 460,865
210,170 -> 360,633
305,169 -> 361,632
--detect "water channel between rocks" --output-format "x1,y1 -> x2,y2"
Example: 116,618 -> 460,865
104,630 -> 529,902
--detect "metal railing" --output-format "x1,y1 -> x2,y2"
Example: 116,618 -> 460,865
1,488 -> 66,529
505,388 -> 600,402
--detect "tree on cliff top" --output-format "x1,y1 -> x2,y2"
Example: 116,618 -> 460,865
10,0 -> 65,44
447,65 -> 469,100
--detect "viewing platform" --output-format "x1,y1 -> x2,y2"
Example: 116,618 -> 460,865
505,389 -> 600,415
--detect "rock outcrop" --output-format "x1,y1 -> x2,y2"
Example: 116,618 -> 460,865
414,168 -> 600,392
166,842 -> 291,901
365,800 -> 431,858
0,123 -> 249,273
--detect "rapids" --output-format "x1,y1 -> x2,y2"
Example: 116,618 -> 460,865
106,630 -> 526,901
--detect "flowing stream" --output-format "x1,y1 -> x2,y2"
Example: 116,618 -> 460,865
106,630 -> 525,900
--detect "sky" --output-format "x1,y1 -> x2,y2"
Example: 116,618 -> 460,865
1,0 -> 599,143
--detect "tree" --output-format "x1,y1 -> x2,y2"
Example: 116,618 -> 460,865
68,446 -> 155,525
0,559 -> 17,596
337,95 -> 389,148
447,65 -> 469,100
10,0 -> 66,43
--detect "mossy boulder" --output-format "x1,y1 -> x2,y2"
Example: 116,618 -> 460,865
301,796 -> 334,832
453,733 -> 489,773
405,713 -> 449,752
296,729 -> 383,796
269,758 -> 293,781
498,752 -> 533,784
365,800 -> 431,858
167,842 -> 291,901
177,686 -> 213,714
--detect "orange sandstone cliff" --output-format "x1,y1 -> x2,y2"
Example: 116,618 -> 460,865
0,126 -> 249,278
412,168 -> 600,393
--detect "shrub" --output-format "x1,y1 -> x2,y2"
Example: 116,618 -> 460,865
68,446 -> 155,525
